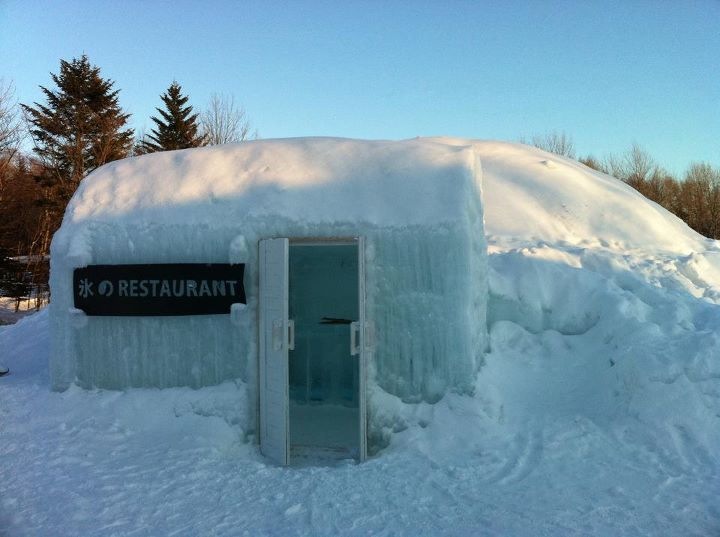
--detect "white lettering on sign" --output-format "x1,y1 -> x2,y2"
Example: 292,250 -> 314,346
73,264 -> 246,316
187,280 -> 197,297
113,279 -> 241,298
160,280 -> 171,297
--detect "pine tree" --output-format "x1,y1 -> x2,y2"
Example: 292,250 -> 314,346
138,82 -> 206,153
22,55 -> 134,204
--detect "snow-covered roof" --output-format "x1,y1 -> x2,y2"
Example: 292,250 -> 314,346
60,136 -> 710,256
433,138 -> 709,254
60,137 -> 481,230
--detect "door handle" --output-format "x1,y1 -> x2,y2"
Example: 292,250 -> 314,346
287,319 -> 295,351
350,321 -> 360,356
272,320 -> 283,351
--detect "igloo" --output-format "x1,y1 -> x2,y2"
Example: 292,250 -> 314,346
50,137 -> 488,463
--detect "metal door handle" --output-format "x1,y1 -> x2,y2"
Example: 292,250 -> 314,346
272,320 -> 283,351
350,321 -> 360,356
287,319 -> 295,351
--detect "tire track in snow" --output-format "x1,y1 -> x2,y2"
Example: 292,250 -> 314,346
610,425 -> 687,479
671,425 -> 715,471
486,430 -> 544,485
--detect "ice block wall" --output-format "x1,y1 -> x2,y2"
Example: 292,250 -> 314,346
368,228 -> 486,402
51,215 -> 487,403
49,223 -> 254,390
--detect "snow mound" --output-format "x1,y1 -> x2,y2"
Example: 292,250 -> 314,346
438,138 -> 712,254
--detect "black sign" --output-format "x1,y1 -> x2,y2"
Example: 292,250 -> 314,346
73,264 -> 246,316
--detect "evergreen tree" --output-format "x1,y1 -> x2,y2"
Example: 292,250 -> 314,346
22,55 -> 134,204
138,82 -> 205,153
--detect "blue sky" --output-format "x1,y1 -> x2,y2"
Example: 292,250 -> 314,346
1,0 -> 718,174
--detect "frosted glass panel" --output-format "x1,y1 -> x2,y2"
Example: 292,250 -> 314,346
288,244 -> 358,408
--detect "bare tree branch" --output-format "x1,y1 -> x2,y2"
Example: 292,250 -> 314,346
0,79 -> 24,195
525,131 -> 576,159
200,93 -> 257,145
603,143 -> 658,185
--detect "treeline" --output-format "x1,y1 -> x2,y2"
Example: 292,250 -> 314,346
2,56 -> 720,311
0,55 -> 256,312
529,132 -> 720,240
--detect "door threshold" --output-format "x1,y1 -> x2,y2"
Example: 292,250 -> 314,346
291,444 -> 358,464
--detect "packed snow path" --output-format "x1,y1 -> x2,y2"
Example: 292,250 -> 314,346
2,141 -> 720,535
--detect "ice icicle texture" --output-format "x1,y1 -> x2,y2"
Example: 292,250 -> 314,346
371,226 -> 486,401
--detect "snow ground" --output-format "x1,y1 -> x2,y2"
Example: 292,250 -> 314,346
2,141 -> 720,536
0,297 -> 40,325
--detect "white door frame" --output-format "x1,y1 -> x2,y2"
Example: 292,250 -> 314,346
258,237 -> 368,464
258,238 -> 290,465
357,236 -> 368,462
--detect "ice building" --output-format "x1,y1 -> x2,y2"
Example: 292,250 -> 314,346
50,137 -> 488,463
